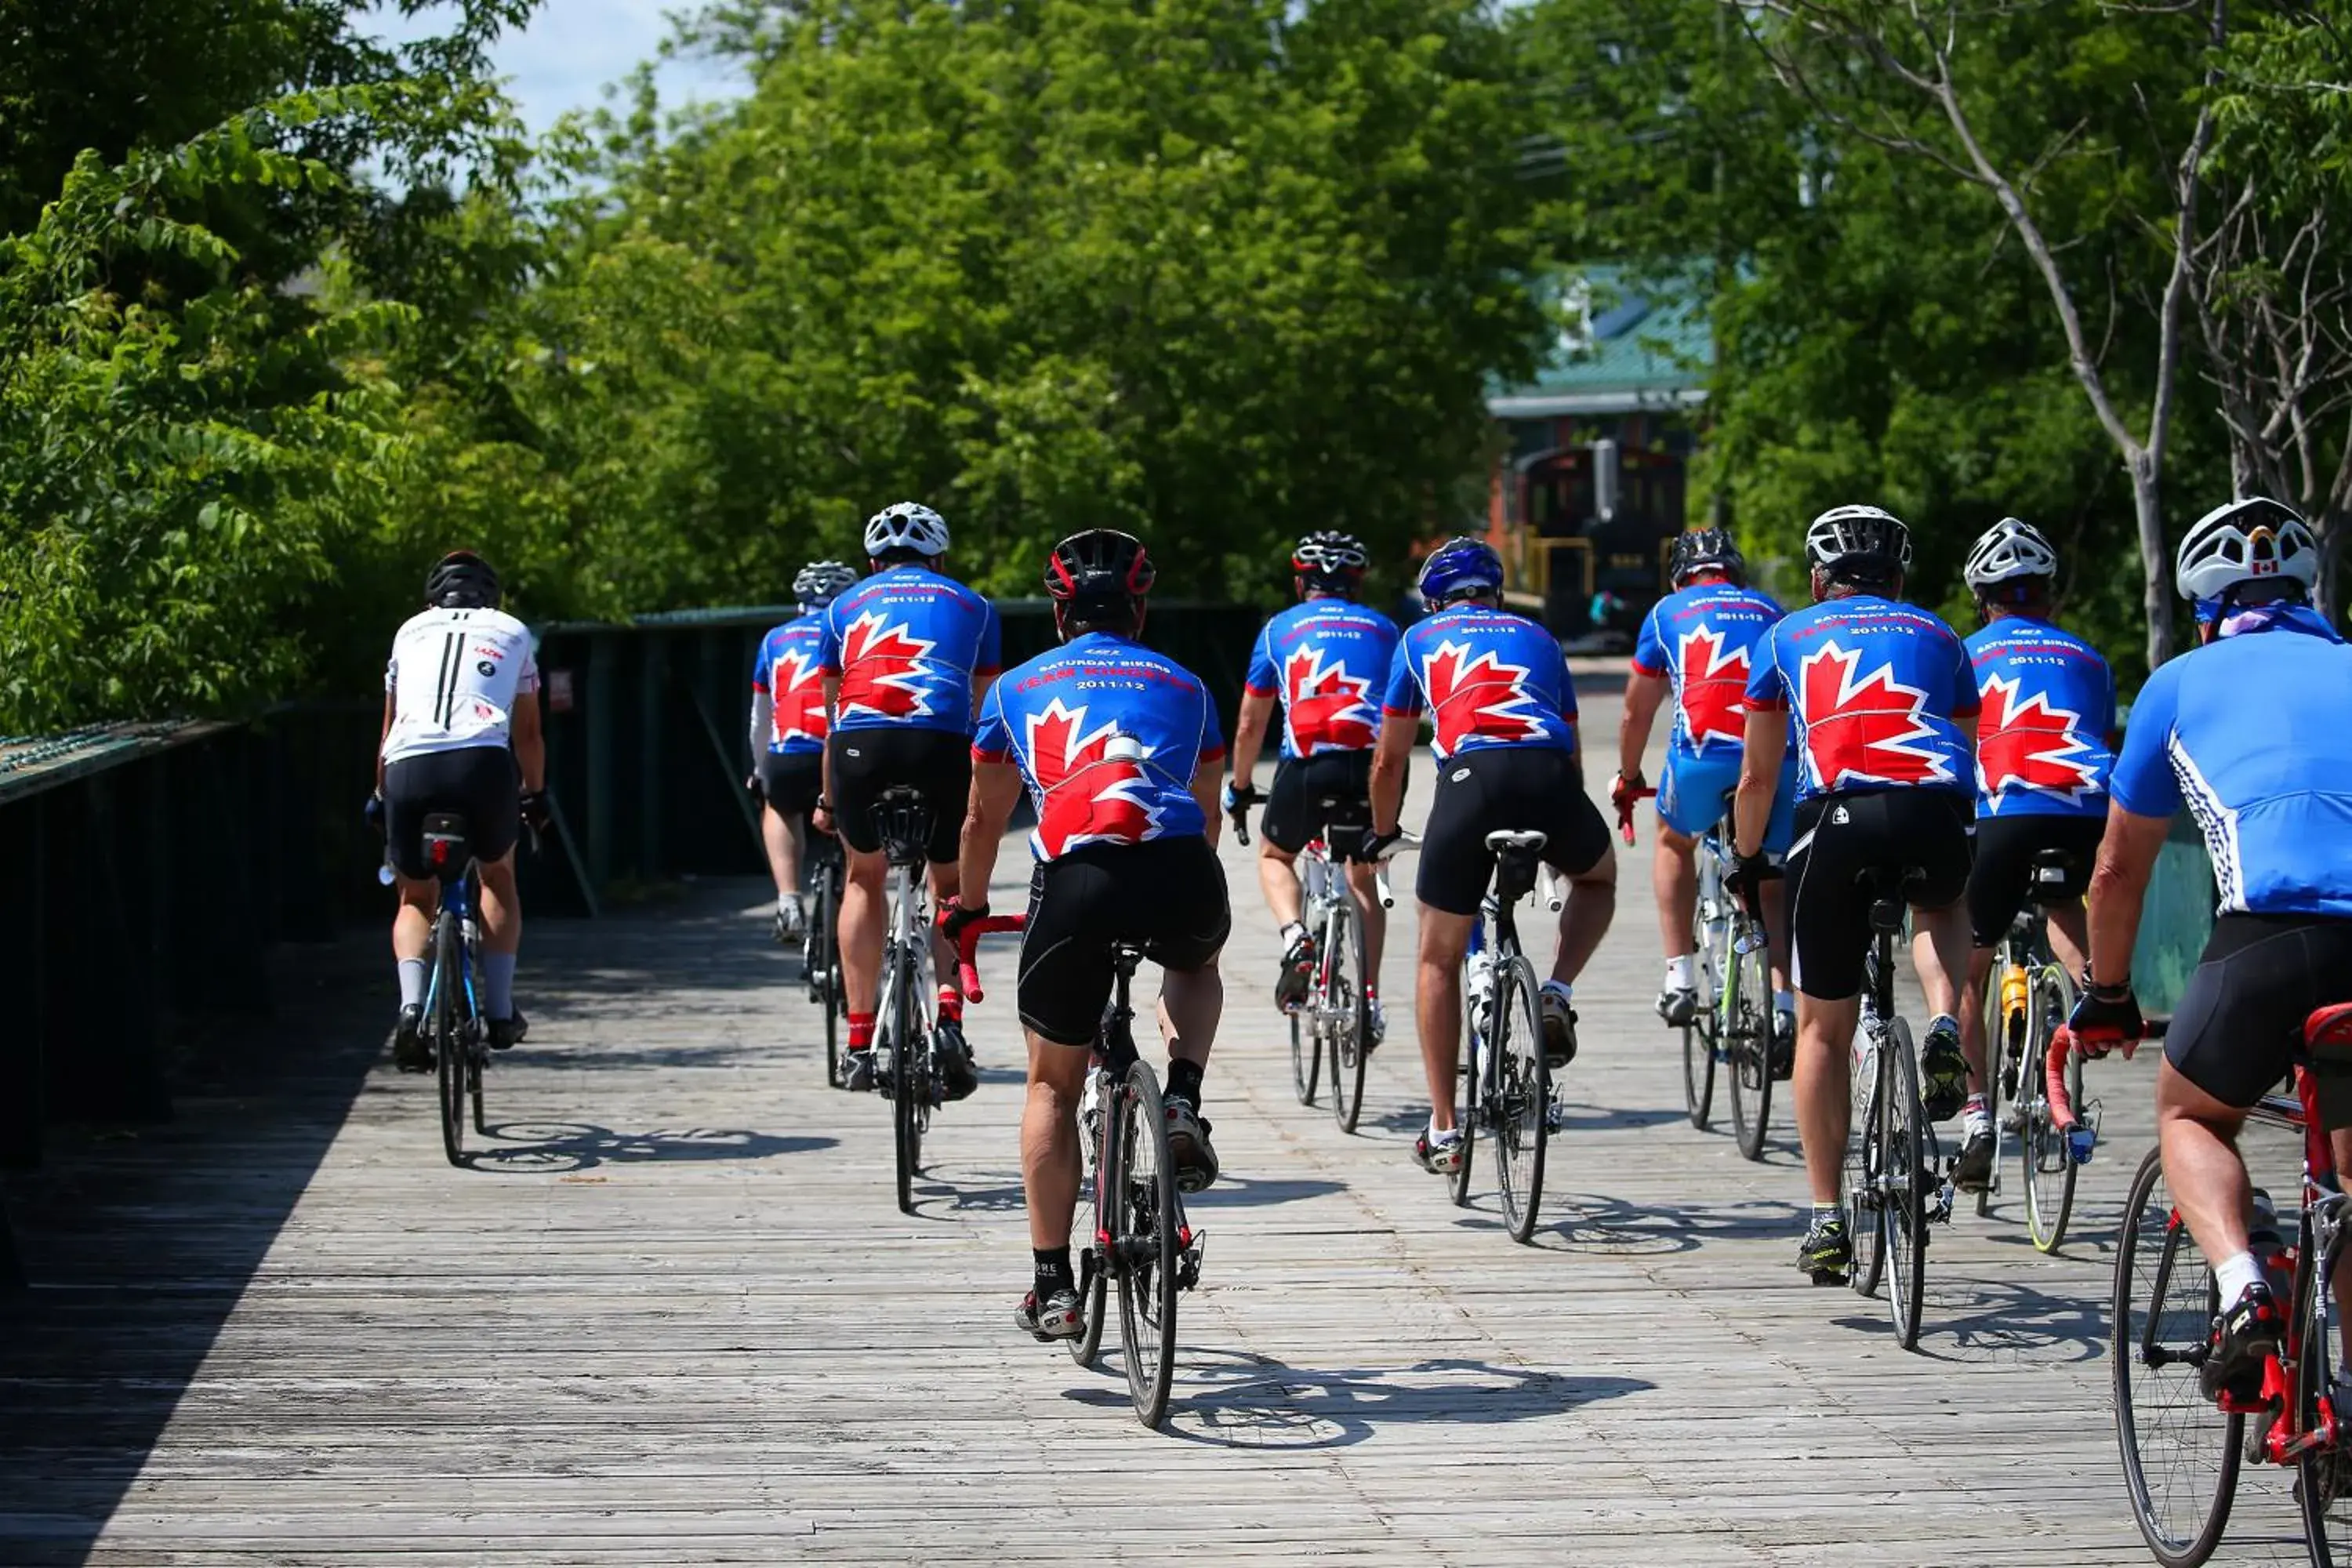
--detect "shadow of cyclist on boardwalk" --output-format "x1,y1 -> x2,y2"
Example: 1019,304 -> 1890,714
465,1123 -> 832,1174
909,1166 -> 1344,1221
1062,1349 -> 1649,1450
1450,1190 -> 1809,1257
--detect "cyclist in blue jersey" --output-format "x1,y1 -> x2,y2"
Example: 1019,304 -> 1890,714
814,503 -> 1002,1098
1951,518 -> 2115,1190
1367,536 -> 1617,1175
2072,497 -> 2352,1401
1615,528 -> 1798,1065
1737,506 -> 1979,1281
1225,532 -> 1402,1040
945,529 -> 1231,1342
749,561 -> 858,943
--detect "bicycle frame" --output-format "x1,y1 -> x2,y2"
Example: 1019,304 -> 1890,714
421,867 -> 480,1025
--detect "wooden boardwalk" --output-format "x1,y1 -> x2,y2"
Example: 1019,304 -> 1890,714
0,678 -> 2311,1566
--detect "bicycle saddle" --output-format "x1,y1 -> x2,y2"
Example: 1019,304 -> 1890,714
870,786 -> 935,866
1484,829 -> 1549,854
420,811 -> 474,880
1867,898 -> 1904,935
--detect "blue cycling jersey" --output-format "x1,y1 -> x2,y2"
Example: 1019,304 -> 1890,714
1965,616 -> 2115,818
2110,604 -> 2352,918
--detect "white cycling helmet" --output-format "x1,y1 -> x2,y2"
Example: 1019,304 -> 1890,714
1804,504 -> 1912,576
1963,517 -> 2058,590
863,502 -> 951,561
2176,495 -> 2318,603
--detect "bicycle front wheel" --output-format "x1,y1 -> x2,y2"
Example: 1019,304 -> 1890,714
1069,1083 -> 1111,1369
1493,955 -> 1549,1244
2114,1145 -> 2240,1568
2025,964 -> 2082,1252
1114,1059 -> 1181,1428
1844,1033 -> 1884,1298
1329,901 -> 1370,1134
1880,1019 -> 1928,1350
433,914 -> 467,1167
1289,1010 -> 1319,1106
1726,936 -> 1772,1163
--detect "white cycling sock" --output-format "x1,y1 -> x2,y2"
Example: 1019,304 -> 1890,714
779,891 -> 801,917
2214,1250 -> 2265,1307
397,958 -> 428,1011
1541,978 -> 1573,1004
1663,954 -> 1694,991
1280,920 -> 1307,949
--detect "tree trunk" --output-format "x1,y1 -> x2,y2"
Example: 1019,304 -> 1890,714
2317,508 -> 2343,626
2131,452 -> 2176,670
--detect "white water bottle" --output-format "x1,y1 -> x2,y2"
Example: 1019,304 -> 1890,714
1465,948 -> 1495,1053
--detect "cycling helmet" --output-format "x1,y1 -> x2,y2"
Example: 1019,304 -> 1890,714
1668,528 -> 1745,586
1962,517 -> 2058,590
1416,536 -> 1505,606
862,501 -> 951,561
2176,495 -> 2317,603
424,550 -> 502,609
1804,504 -> 1913,579
1292,531 -> 1370,582
793,559 -> 858,611
1044,528 -> 1156,605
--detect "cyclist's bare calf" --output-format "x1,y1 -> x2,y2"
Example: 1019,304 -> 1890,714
390,848 -> 520,965
760,801 -> 805,906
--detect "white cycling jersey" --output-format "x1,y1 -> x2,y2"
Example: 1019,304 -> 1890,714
382,606 -> 540,764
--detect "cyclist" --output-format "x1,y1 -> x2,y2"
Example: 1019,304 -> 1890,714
1613,527 -> 1798,1063
1225,531 -> 1401,1041
750,560 -> 858,943
815,503 -> 1000,1098
1952,517 -> 2114,1192
2071,496 -> 2352,1401
372,551 -> 548,1072
1735,505 -> 1977,1281
1366,535 -> 1617,1175
944,529 -> 1231,1341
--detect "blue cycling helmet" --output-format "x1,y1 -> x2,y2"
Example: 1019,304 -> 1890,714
1416,536 -> 1504,607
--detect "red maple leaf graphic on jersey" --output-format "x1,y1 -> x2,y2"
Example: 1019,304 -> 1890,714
1797,641 -> 1955,789
1675,626 -> 1751,747
834,613 -> 936,720
770,649 -> 828,744
1026,699 -> 1160,856
1976,674 -> 2100,808
1423,639 -> 1548,753
1284,647 -> 1376,753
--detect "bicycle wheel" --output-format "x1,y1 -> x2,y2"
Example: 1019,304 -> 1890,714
1114,1058 -> 1181,1429
812,872 -> 843,1087
1727,935 -> 1772,1163
1880,1018 -> 1928,1350
2299,1218 -> 2352,1566
1069,1111 -> 1111,1370
2114,1145 -> 2241,1568
1450,960 -> 1481,1208
1289,1010 -> 1319,1105
887,945 -> 921,1215
1330,899 -> 1370,1134
2025,963 -> 2082,1253
433,914 -> 467,1167
1844,1032 -> 1884,1297
1682,921 -> 1719,1131
1493,954 -> 1549,1244
1976,956 -> 2013,1219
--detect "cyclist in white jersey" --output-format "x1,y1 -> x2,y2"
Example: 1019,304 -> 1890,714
370,552 -> 548,1071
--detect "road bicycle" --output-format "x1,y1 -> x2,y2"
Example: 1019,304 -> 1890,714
1837,885 -> 1955,1350
959,914 -> 1206,1430
1454,829 -> 1566,1245
870,786 -> 949,1214
803,826 -> 848,1087
2114,1006 -> 2352,1568
415,811 -> 490,1168
1980,847 -> 2096,1246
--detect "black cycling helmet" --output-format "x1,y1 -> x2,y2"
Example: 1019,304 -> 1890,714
424,550 -> 502,610
1045,529 -> 1155,636
1668,528 -> 1745,587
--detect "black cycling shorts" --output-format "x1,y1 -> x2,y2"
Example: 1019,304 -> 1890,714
757,750 -> 824,818
1967,812 -> 2105,949
384,745 -> 520,881
1785,789 -> 1973,1001
1018,837 -> 1232,1047
2166,915 -> 2352,1109
1260,750 -> 1399,859
1416,746 -> 1612,917
828,728 -> 970,862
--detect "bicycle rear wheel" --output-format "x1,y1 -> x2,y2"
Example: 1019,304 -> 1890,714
1844,1033 -> 1884,1297
1683,921 -> 1719,1131
1727,937 -> 1772,1163
2025,963 -> 2082,1252
2114,1144 -> 2240,1568
1115,1059 -> 1181,1429
1330,900 -> 1370,1134
1493,955 -> 1549,1243
887,946 -> 921,1214
433,914 -> 467,1167
2298,1217 -> 2352,1566
1880,1018 -> 1928,1350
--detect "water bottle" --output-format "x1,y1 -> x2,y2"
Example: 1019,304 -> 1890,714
461,916 -> 481,952
1080,1072 -> 1103,1148
1465,948 -> 1495,1062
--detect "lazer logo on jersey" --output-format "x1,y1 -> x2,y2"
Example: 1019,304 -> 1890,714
1025,699 -> 1162,856
1675,626 -> 1751,747
1283,646 -> 1376,753
834,613 -> 937,720
1976,673 -> 2100,807
769,649 -> 827,744
1796,641 -> 1954,789
1423,639 -> 1548,752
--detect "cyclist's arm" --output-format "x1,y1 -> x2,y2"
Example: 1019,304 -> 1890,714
1369,712 -> 1414,837
1619,668 -> 1667,781
1229,689 -> 1276,786
1732,707 -> 1786,858
512,684 -> 546,793
748,692 -> 772,761
957,760 -> 1024,903
1192,757 -> 1224,848
376,689 -> 394,791
2085,806 -> 2169,989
